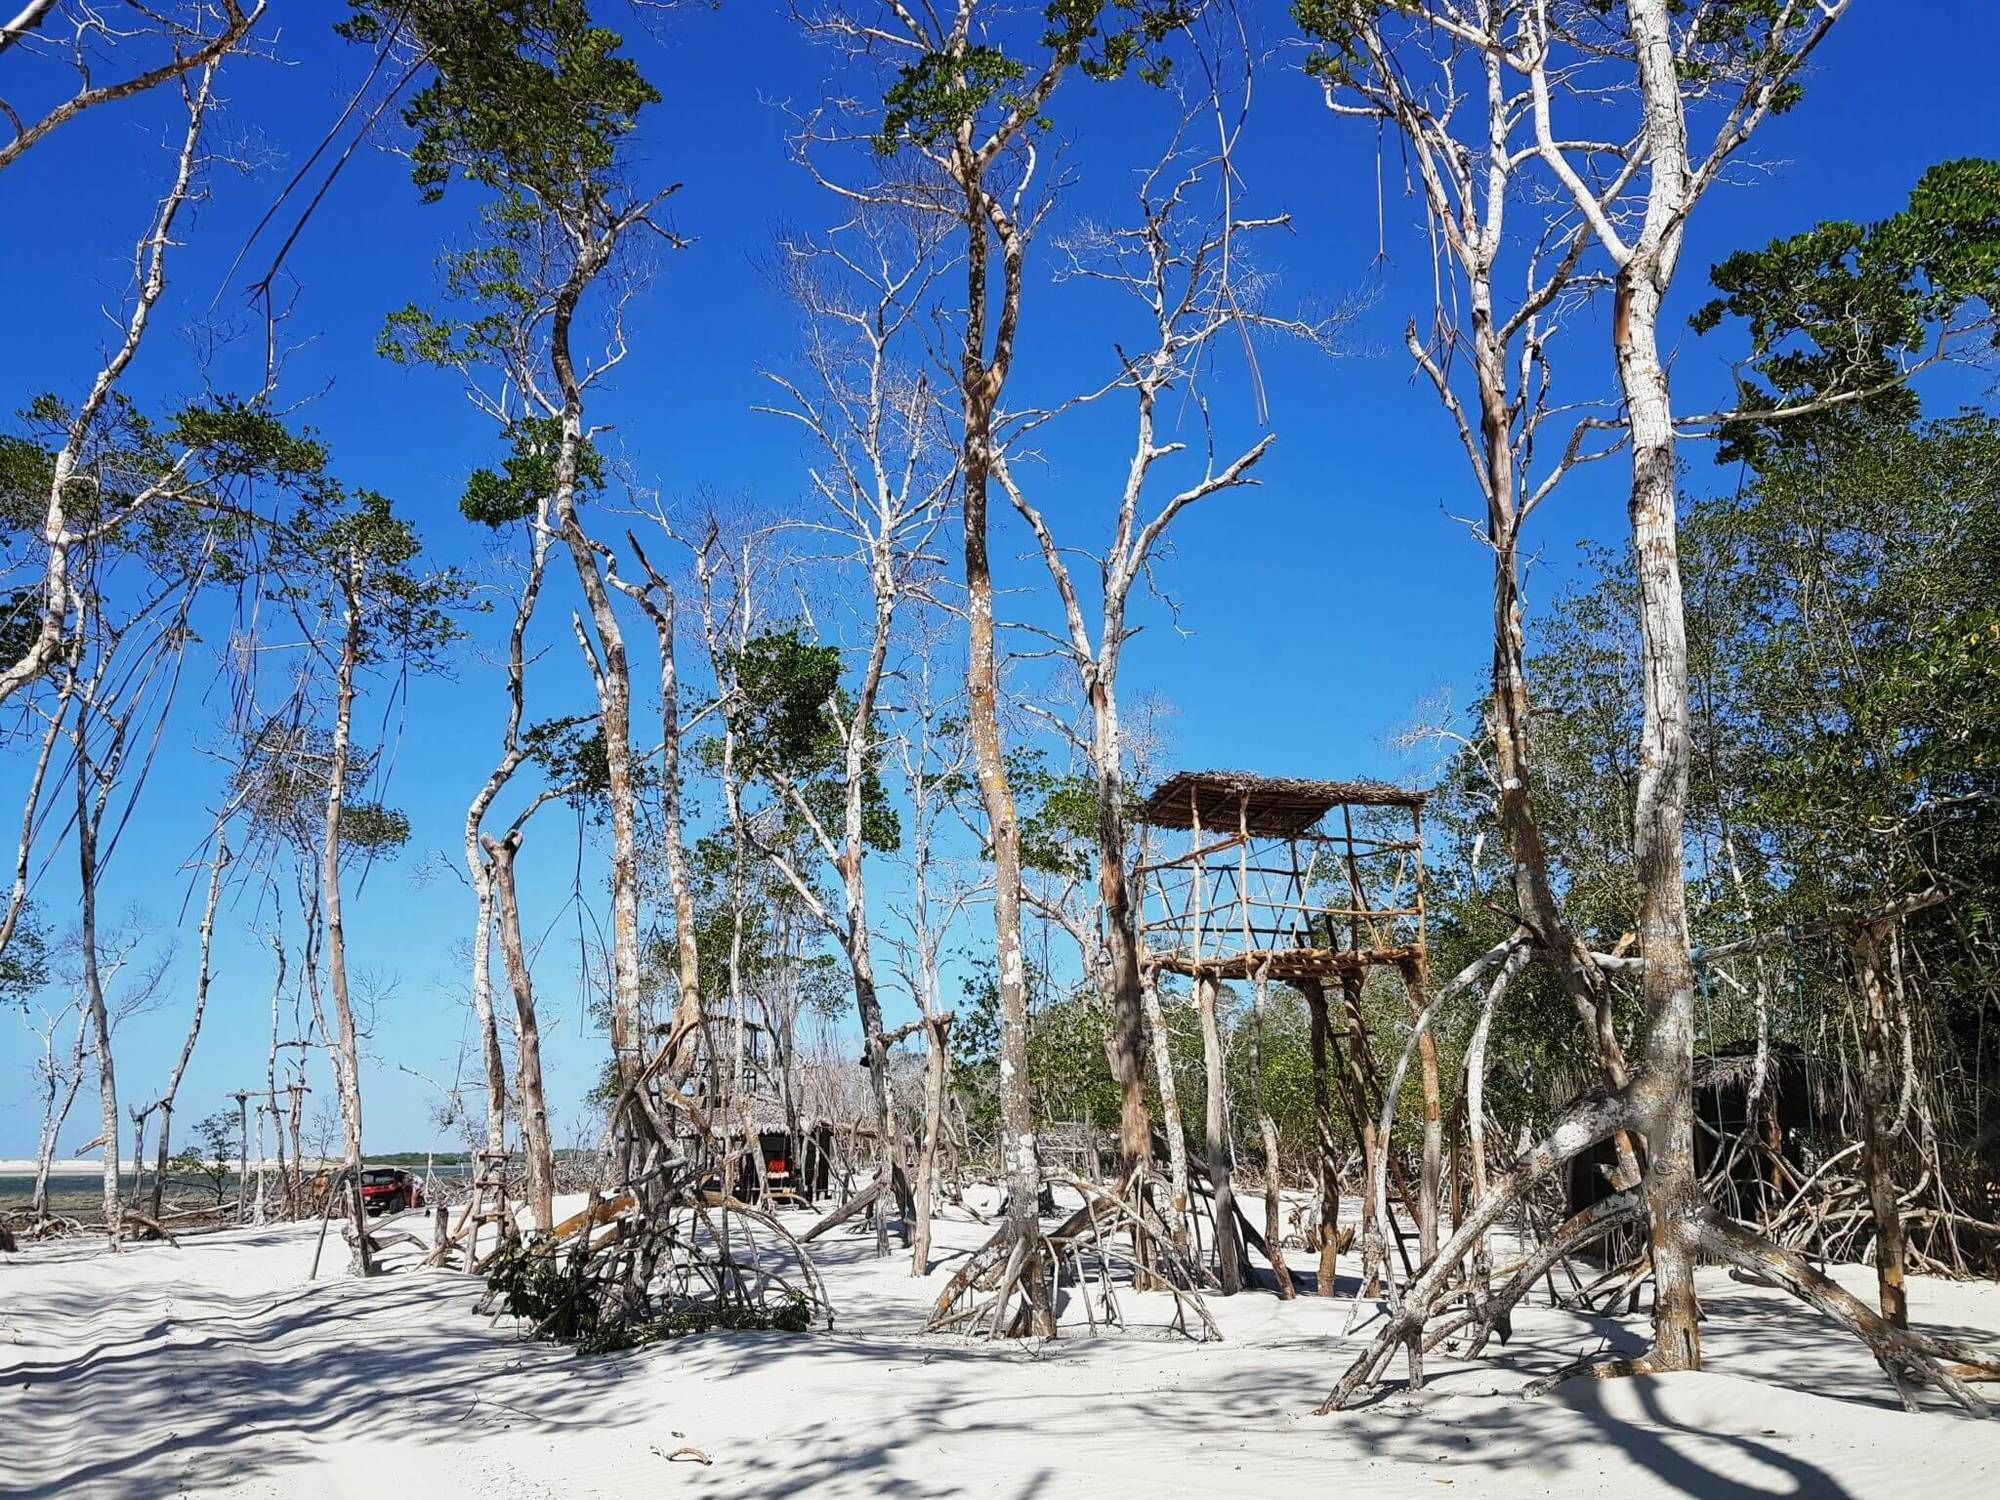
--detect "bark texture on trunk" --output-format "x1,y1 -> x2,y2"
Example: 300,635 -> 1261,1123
1300,976 -> 1342,1296
912,1011 -> 952,1275
486,831 -> 555,1233
1143,967 -> 1191,1247
1196,973 -> 1242,1294
323,576 -> 372,1275
547,241 -> 643,1152
1399,957 -> 1443,1264
1852,921 -> 1909,1327
1612,0 -> 1703,1369
1092,685 -> 1151,1172
74,688 -> 122,1245
151,832 -> 229,1222
954,151 -> 1052,1334
1339,970 -> 1380,1298
1246,962 -> 1294,1298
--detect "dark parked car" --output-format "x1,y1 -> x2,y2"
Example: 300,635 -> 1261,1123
359,1167 -> 423,1215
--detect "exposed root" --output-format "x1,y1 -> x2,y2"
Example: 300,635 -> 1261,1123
1694,1211 -> 1992,1417
1320,1088 -> 1632,1412
1428,1191 -> 1645,1359
1523,1352 -> 1668,1398
923,1170 -> 1220,1342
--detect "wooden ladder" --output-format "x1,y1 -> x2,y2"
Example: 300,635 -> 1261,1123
461,1150 -> 515,1272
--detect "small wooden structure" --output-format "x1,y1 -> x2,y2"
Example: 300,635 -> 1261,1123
1134,770 -> 1431,1300
1134,770 -> 1428,980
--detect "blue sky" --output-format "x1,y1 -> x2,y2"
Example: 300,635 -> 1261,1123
4,2 -> 1997,1157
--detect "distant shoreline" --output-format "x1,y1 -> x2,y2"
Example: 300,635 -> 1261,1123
0,1156 -> 468,1176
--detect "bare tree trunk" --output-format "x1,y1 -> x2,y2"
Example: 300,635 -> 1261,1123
1300,976 -> 1342,1296
1610,0 -> 1702,1366
1339,971 -> 1380,1298
150,831 -> 229,1222
32,1013 -> 87,1227
322,574 -> 372,1275
265,929 -> 287,1220
465,497 -> 558,1161
624,548 -> 704,1084
1196,973 -> 1242,1294
75,723 -> 121,1245
1465,944 -> 1531,1310
1852,920 -> 1909,1327
1400,957 -> 1442,1264
912,1011 -> 952,1275
1246,960 -> 1294,1298
486,831 -> 554,1233
464,865 -> 507,1157
547,243 -> 644,1164
1143,967 -> 1191,1248
1093,690 -> 1151,1173
956,169 -> 1051,1333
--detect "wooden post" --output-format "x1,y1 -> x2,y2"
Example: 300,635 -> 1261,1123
1197,970 -> 1242,1296
1237,793 -> 1293,1299
231,1090 -> 251,1224
1300,974 -> 1341,1296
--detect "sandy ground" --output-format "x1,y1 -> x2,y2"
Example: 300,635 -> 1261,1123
3,1196 -> 1997,1499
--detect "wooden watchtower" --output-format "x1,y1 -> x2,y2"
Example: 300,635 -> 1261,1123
1133,770 -> 1431,1298
1134,770 -> 1428,979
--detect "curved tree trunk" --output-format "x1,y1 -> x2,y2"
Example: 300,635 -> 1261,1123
485,831 -> 554,1233
956,165 -> 1052,1334
150,831 -> 230,1222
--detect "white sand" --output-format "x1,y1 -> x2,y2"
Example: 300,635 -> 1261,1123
3,1199 -> 1996,1498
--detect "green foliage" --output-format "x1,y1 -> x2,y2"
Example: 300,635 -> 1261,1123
1,393 -> 336,604
576,1294 -> 811,1354
232,721 -> 416,862
459,416 -> 604,526
1425,404 -> 2000,1157
1292,0 -> 1381,86
731,627 -> 900,853
0,910 -> 50,1008
1010,747 -> 1101,880
484,1234 -> 811,1353
339,801 -> 413,855
282,489 -> 468,670
172,1110 -> 241,1204
525,717 -> 623,815
1695,159 -> 2000,464
484,1233 -> 601,1343
874,0 -> 1189,152
340,0 -> 657,206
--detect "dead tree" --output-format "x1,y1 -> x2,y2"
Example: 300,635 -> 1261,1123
1303,7 -> 2000,1408
462,494 -> 562,1163
885,630 -> 982,1275
483,826 -> 556,1232
141,826 -> 233,1223
994,100 -> 1339,1176
0,1 -> 262,175
742,205 -> 956,1254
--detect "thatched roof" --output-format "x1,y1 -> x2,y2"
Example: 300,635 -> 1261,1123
1137,770 -> 1427,836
